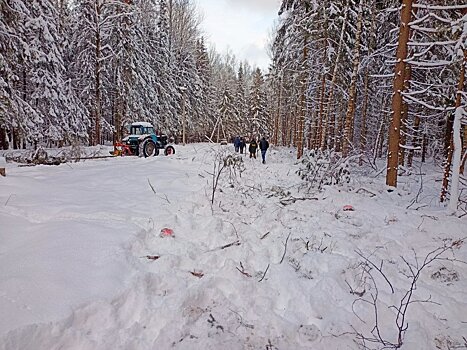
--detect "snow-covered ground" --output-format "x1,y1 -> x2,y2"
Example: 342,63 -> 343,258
0,144 -> 466,350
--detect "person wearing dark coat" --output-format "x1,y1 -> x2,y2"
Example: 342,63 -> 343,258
259,137 -> 269,164
239,137 -> 246,154
249,138 -> 258,158
233,136 -> 240,152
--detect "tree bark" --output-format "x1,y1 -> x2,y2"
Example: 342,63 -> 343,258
0,127 -> 7,150
386,0 -> 414,188
398,63 -> 412,167
335,100 -> 345,152
316,73 -> 327,149
406,114 -> 420,167
441,48 -> 466,202
320,0 -> 349,151
296,2 -> 309,159
94,1 -> 102,146
272,79 -> 280,146
359,0 -> 376,166
421,133 -> 427,163
342,0 -> 364,157
359,69 -> 369,165
182,90 -> 186,145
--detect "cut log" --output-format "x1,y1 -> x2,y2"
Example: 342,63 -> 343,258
0,168 -> 5,176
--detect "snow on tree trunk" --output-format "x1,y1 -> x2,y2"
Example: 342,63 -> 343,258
94,1 -> 102,146
399,63 -> 412,167
342,0 -> 364,157
406,114 -> 420,168
448,107 -> 464,212
441,47 -> 466,202
296,1 -> 309,160
320,0 -> 349,151
316,73 -> 327,150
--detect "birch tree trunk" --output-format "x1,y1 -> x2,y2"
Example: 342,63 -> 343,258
460,50 -> 467,175
441,48 -> 466,202
386,0 -> 414,188
448,107 -> 463,211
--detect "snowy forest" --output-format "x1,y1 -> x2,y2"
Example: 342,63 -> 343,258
0,0 -> 268,148
1,0 -> 467,200
1,1 -> 467,349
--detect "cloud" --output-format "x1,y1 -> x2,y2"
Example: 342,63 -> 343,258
224,0 -> 281,13
241,42 -> 271,70
195,0 -> 277,69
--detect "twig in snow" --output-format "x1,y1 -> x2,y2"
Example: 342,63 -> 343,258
345,279 -> 365,297
280,196 -> 318,206
190,270 -> 204,278
141,255 -> 160,261
373,166 -> 387,178
421,214 -> 438,221
279,232 -> 292,264
258,264 -> 270,282
147,179 -> 171,204
356,188 -> 377,197
355,249 -> 394,294
4,194 -> 15,206
353,239 -> 466,349
147,179 -> 156,194
407,162 -> 424,210
260,231 -> 270,240
229,308 -> 255,330
266,339 -> 278,350
220,240 -> 241,250
224,220 -> 240,239
236,262 -> 252,277
417,218 -> 425,231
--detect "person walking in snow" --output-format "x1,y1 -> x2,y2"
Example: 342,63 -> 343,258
233,136 -> 240,152
249,138 -> 258,158
239,137 -> 246,154
259,137 -> 269,164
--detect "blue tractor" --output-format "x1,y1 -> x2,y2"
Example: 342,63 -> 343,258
118,122 -> 175,157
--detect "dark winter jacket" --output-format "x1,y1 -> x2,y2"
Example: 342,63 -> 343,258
249,140 -> 258,153
259,138 -> 269,151
234,137 -> 240,147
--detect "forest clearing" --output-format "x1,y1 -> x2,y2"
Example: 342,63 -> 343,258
0,144 -> 466,349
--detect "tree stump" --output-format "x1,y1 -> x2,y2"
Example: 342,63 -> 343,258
0,168 -> 5,177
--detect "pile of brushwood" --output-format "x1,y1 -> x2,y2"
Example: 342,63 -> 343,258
4,145 -> 105,166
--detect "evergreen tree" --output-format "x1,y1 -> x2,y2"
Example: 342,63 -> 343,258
248,68 -> 269,138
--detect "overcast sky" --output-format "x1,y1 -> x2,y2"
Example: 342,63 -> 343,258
194,0 -> 281,70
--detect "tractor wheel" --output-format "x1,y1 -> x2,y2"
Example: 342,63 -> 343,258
140,139 -> 158,157
164,145 -> 175,156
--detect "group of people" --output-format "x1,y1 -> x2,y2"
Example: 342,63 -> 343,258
233,136 -> 270,164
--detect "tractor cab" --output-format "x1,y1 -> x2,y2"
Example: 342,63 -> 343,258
116,121 -> 175,157
128,122 -> 155,136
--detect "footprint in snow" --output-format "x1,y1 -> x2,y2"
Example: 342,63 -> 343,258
298,324 -> 321,343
